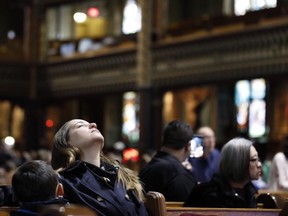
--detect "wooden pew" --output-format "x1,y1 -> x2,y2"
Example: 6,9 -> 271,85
257,190 -> 288,209
145,191 -> 167,216
0,206 -> 19,216
167,195 -> 288,216
145,191 -> 288,216
166,207 -> 281,216
166,202 -> 184,207
166,191 -> 288,212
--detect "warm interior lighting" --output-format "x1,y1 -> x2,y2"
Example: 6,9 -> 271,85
73,12 -> 87,23
46,119 -> 54,128
87,7 -> 99,17
4,136 -> 15,146
122,148 -> 139,163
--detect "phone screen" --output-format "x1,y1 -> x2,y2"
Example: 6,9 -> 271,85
190,135 -> 204,158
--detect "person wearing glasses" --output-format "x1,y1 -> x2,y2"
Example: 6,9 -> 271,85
184,137 -> 262,208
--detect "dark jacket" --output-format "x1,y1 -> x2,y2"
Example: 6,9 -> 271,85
184,173 -> 258,208
59,160 -> 148,216
0,185 -> 18,206
10,198 -> 68,216
188,148 -> 220,183
139,151 -> 197,201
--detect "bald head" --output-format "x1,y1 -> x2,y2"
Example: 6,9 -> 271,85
197,127 -> 214,137
196,126 -> 215,157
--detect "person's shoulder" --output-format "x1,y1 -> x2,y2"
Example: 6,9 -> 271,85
194,174 -> 228,194
149,151 -> 180,164
194,179 -> 219,192
212,148 -> 221,155
139,153 -> 184,178
141,155 -> 176,171
10,209 -> 38,216
58,161 -> 88,181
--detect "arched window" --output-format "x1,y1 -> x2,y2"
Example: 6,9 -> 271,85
234,0 -> 277,16
122,0 -> 141,34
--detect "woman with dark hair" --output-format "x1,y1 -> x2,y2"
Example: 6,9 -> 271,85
184,137 -> 262,208
50,119 -> 148,216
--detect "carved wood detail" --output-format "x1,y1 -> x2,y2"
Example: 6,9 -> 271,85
0,25 -> 287,98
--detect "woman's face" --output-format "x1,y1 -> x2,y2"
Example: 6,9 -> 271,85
67,119 -> 104,150
249,145 -> 262,181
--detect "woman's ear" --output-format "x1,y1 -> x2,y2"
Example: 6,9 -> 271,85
56,183 -> 64,197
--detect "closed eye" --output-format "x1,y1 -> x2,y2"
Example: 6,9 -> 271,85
76,123 -> 88,128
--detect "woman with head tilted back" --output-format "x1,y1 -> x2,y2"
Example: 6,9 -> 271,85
50,119 -> 148,216
184,137 -> 262,208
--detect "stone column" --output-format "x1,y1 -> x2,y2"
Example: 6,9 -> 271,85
25,0 -> 44,149
137,0 -> 153,157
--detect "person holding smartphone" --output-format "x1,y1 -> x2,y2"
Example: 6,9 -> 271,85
188,126 -> 220,183
184,137 -> 261,208
139,119 -> 197,202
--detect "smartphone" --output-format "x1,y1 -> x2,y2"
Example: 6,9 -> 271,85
190,135 -> 204,158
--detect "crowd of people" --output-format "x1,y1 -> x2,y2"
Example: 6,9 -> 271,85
0,118 -> 287,215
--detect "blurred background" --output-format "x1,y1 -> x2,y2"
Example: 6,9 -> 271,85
0,0 -> 287,172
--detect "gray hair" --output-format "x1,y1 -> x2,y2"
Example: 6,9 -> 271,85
219,137 -> 253,182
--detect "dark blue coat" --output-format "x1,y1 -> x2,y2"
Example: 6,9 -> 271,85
10,198 -> 68,216
59,160 -> 148,216
139,151 -> 197,201
188,149 -> 221,183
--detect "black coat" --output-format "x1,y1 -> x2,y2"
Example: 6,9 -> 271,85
139,151 -> 197,201
10,198 -> 68,216
184,173 -> 258,208
0,185 -> 18,206
59,161 -> 148,216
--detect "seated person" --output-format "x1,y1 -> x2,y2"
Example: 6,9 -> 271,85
10,160 -> 68,216
188,126 -> 220,183
268,135 -> 288,191
184,137 -> 262,208
139,119 -> 197,202
51,119 -> 148,216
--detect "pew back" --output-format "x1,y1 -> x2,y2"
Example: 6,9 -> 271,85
146,191 -> 284,216
0,206 -> 19,216
166,202 -> 184,207
257,190 -> 288,209
166,207 -> 280,216
145,191 -> 167,216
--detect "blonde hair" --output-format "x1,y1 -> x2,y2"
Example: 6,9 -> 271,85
51,120 -> 145,202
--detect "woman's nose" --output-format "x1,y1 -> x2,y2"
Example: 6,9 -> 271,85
90,123 -> 97,128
